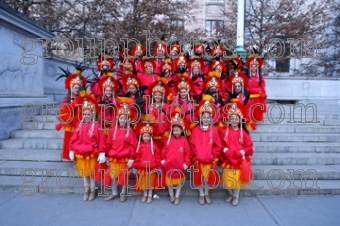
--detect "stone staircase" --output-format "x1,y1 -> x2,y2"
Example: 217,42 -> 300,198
0,104 -> 340,197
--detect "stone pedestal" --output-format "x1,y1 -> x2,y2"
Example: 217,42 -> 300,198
0,2 -> 54,140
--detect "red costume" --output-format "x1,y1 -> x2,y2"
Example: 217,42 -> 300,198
55,67 -> 87,160
162,136 -> 191,179
134,142 -> 161,171
106,125 -> 137,160
245,57 -> 267,122
69,122 -> 106,157
190,125 -> 222,163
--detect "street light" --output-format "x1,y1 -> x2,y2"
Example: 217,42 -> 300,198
234,0 -> 246,62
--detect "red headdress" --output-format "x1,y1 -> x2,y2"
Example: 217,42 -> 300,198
130,43 -> 146,58
148,80 -> 171,104
160,59 -> 173,76
168,43 -> 181,56
135,115 -> 159,154
193,43 -> 205,56
120,57 -> 135,74
111,97 -> 137,139
222,102 -> 247,142
174,75 -> 195,100
165,107 -> 191,144
98,75 -> 119,100
246,56 -> 263,77
73,90 -> 100,123
56,63 -> 87,99
210,60 -> 226,76
96,54 -> 114,71
154,40 -> 167,58
210,45 -> 225,57
141,57 -> 156,74
203,71 -> 222,92
122,73 -> 141,93
227,54 -> 243,73
173,53 -> 188,71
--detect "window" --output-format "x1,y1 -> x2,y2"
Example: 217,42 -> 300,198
206,0 -> 224,3
205,20 -> 224,35
274,36 -> 290,73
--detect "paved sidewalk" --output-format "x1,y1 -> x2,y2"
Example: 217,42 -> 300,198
0,191 -> 339,226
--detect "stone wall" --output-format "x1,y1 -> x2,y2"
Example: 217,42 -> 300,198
266,77 -> 340,105
0,3 -> 53,140
43,56 -> 95,104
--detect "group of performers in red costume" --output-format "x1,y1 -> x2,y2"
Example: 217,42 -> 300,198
55,40 -> 267,206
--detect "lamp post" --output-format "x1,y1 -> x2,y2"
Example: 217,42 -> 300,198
234,0 -> 246,62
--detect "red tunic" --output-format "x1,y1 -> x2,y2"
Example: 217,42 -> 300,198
105,125 -> 138,160
161,136 -> 191,178
137,72 -> 159,88
189,125 -> 222,163
153,59 -> 164,76
246,74 -> 267,121
150,103 -> 168,136
134,143 -> 161,170
219,127 -> 253,168
69,122 -> 106,156
170,98 -> 194,123
98,96 -> 119,130
58,96 -> 81,160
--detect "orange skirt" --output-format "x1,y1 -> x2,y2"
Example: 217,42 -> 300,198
75,154 -> 97,177
166,176 -> 186,187
109,162 -> 127,178
200,163 -> 213,180
221,166 -> 250,189
135,169 -> 157,191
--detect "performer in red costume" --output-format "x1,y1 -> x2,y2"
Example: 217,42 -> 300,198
148,80 -> 170,151
69,95 -> 106,201
162,110 -> 191,205
219,104 -> 254,206
245,52 -> 267,122
97,75 -> 120,134
55,64 -> 87,161
189,58 -> 204,97
122,74 -> 144,114
104,100 -> 138,202
171,76 -> 196,122
189,96 -> 222,205
133,123 -> 161,203
90,54 -> 115,98
131,43 -> 146,75
138,57 -> 159,89
153,39 -> 167,76
192,42 -> 211,76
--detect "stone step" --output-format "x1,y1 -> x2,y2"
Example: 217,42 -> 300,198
32,114 -> 58,123
1,175 -> 339,196
0,138 -> 63,149
251,133 -> 340,142
252,165 -> 340,180
0,149 -> 61,162
9,129 -> 340,142
260,119 -> 322,125
10,130 -> 64,139
1,161 -> 339,180
253,125 -> 340,133
1,148 -> 340,165
36,122 -> 57,130
254,142 -> 340,153
2,138 -> 339,153
0,161 -> 73,177
323,120 -> 340,126
252,153 -> 340,165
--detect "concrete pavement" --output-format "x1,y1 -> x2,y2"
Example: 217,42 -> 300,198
0,191 -> 339,226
